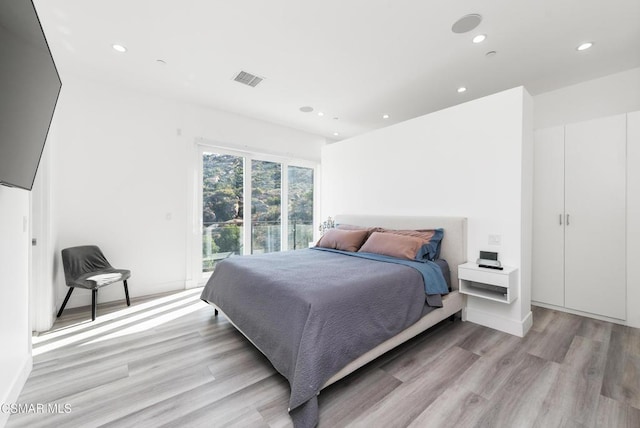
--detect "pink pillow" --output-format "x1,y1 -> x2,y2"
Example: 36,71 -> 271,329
316,228 -> 370,252
380,228 -> 435,242
337,224 -> 382,239
358,231 -> 425,260
379,228 -> 444,260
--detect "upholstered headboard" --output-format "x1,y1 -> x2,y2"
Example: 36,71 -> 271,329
334,215 -> 468,289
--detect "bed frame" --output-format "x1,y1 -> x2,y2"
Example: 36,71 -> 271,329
207,214 -> 467,390
322,215 -> 467,387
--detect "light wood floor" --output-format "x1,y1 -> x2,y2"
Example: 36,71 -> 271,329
7,288 -> 640,428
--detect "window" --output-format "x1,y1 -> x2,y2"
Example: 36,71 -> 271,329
288,165 -> 314,250
198,146 -> 316,278
251,160 -> 281,254
202,153 -> 244,272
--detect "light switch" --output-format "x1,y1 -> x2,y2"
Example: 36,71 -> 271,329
488,234 -> 501,245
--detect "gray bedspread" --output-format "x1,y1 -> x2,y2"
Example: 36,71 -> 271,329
200,249 -> 438,427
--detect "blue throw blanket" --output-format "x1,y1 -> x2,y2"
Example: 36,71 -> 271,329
311,247 -> 449,295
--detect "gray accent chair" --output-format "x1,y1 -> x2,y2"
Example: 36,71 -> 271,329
58,245 -> 131,321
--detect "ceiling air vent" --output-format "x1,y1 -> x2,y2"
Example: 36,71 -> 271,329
233,71 -> 264,87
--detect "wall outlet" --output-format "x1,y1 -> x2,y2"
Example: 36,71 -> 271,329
488,234 -> 501,245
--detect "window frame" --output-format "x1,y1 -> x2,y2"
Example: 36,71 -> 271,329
194,142 -> 319,284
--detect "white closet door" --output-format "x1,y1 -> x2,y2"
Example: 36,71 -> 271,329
565,114 -> 626,320
532,126 -> 565,306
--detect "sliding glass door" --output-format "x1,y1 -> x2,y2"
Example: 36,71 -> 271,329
251,160 -> 281,254
201,152 -> 244,273
199,146 -> 316,278
288,165 -> 314,250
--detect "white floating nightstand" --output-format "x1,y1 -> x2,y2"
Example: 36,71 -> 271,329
458,262 -> 518,304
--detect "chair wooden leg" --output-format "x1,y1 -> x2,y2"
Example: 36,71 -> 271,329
57,287 -> 74,318
92,289 -> 97,321
123,280 -> 131,306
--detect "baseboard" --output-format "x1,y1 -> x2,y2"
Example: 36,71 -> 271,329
521,310 -> 533,336
463,306 -> 533,337
32,303 -> 55,334
531,301 -> 635,327
0,354 -> 32,427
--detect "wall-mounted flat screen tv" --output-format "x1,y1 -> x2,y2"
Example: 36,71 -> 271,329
0,0 -> 61,191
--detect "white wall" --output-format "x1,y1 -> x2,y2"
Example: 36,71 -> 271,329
0,187 -> 32,426
42,63 -> 638,325
322,87 -> 533,337
49,75 -> 325,312
30,140 -> 56,332
627,111 -> 640,328
519,92 -> 534,327
534,67 -> 640,129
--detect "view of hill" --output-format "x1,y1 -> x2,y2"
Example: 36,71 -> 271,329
202,153 -> 314,270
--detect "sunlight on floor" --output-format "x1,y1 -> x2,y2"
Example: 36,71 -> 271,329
32,288 -> 209,356
82,302 -> 207,344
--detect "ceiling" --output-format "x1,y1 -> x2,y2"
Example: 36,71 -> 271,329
33,0 -> 640,141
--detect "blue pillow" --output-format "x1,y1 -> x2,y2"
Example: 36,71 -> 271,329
415,228 -> 444,261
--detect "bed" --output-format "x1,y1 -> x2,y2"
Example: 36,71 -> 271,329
201,215 -> 467,427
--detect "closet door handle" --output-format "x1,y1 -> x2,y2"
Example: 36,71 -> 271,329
559,214 -> 562,225
566,214 -> 570,226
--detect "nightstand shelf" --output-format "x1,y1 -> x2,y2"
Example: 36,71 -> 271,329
458,262 -> 518,304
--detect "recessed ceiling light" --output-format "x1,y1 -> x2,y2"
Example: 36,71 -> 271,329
382,114 -> 390,119
156,59 -> 167,65
472,34 -> 486,43
333,117 -> 339,120
317,112 -> 324,117
486,50 -> 497,58
333,132 -> 339,136
457,87 -> 467,93
577,42 -> 593,51
112,44 -> 127,53
299,106 -> 314,113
